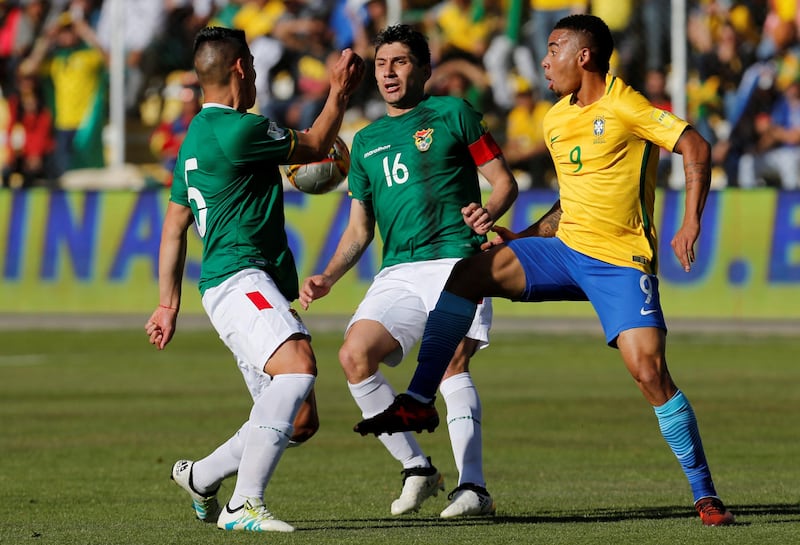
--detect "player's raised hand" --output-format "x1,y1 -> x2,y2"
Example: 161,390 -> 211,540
330,48 -> 365,99
144,306 -> 178,350
299,274 -> 334,310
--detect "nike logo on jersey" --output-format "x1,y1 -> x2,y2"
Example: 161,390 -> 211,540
550,135 -> 560,144
640,308 -> 658,316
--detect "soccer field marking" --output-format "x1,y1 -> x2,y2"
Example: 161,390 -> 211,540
0,354 -> 47,366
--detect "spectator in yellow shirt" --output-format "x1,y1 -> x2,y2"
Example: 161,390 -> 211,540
20,11 -> 107,178
503,75 -> 554,188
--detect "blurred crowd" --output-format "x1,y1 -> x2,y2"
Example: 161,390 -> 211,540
0,0 -> 798,190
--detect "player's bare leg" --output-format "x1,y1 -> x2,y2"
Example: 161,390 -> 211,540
341,320 -> 443,515
618,328 -> 734,526
290,388 -> 319,445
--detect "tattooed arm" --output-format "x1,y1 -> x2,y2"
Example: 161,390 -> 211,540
670,126 -> 711,272
519,200 -> 562,238
481,200 -> 562,249
299,199 -> 375,309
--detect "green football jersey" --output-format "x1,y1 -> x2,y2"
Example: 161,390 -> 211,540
170,105 -> 299,299
348,95 -> 487,269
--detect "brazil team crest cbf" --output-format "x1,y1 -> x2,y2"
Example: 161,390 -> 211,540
414,128 -> 434,152
593,116 -> 606,144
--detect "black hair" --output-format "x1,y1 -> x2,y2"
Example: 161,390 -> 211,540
193,26 -> 249,58
553,14 -> 614,74
192,26 -> 250,86
373,24 -> 431,67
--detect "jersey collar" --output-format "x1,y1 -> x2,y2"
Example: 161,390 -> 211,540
202,103 -> 235,111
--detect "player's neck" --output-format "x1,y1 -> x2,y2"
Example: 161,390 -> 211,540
385,94 -> 427,117
203,92 -> 234,108
570,73 -> 608,107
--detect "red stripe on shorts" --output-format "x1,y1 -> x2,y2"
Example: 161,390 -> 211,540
246,291 -> 272,310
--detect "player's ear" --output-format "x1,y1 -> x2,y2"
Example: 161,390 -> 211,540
232,57 -> 245,80
578,47 -> 589,66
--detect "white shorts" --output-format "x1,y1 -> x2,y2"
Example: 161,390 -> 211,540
202,269 -> 309,399
347,258 -> 492,366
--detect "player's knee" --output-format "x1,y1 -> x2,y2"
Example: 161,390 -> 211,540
268,334 -> 317,375
629,359 -> 670,393
632,367 -> 659,388
338,344 -> 374,383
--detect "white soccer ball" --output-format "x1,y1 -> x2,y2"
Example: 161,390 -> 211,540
283,136 -> 350,194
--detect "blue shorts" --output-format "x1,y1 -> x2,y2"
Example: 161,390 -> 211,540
506,237 -> 667,346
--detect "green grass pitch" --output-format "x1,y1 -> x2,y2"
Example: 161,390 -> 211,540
1,326 -> 798,544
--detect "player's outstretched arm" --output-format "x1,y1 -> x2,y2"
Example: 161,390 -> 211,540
145,202 -> 194,350
299,199 -> 375,310
479,199 -> 561,250
519,199 -> 563,239
671,127 -> 711,272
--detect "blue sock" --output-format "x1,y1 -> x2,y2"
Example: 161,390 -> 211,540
408,291 -> 477,401
654,390 -> 717,501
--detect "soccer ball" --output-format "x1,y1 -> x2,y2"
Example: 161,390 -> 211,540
283,136 -> 350,194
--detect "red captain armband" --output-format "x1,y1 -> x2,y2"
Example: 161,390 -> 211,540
468,132 -> 502,166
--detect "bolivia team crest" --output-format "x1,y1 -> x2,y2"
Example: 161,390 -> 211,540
414,128 -> 434,152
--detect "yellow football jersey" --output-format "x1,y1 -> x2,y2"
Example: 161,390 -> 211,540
543,75 -> 688,274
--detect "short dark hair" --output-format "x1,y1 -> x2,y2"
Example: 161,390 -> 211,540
373,24 -> 431,67
193,26 -> 249,56
553,14 -> 614,74
193,26 -> 250,86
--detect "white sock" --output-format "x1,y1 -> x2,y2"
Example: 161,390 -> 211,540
440,372 -> 485,487
229,373 -> 315,507
192,422 -> 248,493
348,371 -> 428,469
